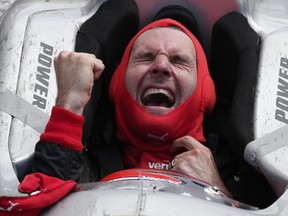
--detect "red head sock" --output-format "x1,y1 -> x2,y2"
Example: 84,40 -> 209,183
109,18 -> 215,168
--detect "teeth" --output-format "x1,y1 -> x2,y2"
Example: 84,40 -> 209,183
143,88 -> 175,102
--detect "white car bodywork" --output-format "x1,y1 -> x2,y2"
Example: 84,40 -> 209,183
0,0 -> 288,215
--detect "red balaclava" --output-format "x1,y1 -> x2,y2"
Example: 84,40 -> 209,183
109,18 -> 215,169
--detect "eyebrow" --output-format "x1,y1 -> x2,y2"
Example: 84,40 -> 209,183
132,50 -> 154,59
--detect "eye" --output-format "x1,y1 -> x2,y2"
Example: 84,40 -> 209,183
170,54 -> 196,72
138,52 -> 155,62
129,51 -> 155,65
170,55 -> 188,65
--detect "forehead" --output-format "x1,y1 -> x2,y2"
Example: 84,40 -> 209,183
132,27 -> 195,54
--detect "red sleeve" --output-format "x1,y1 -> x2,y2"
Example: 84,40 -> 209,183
40,106 -> 84,151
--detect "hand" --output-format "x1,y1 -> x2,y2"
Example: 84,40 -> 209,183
54,51 -> 105,115
170,136 -> 231,197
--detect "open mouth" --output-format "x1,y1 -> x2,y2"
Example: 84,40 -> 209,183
141,88 -> 176,108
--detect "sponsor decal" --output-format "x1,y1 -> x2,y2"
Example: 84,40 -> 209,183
32,42 -> 53,109
140,152 -> 172,170
275,57 -> 288,123
148,162 -> 169,170
147,132 -> 169,142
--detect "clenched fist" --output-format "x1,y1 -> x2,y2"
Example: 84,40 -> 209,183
54,51 -> 105,115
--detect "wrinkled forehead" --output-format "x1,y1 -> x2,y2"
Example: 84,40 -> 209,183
131,27 -> 196,56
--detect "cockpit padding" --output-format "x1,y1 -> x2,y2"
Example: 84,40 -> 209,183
75,0 -> 139,181
210,12 -> 260,156
154,5 -> 201,42
209,12 -> 275,208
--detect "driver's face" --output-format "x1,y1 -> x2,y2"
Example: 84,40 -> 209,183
125,27 -> 197,115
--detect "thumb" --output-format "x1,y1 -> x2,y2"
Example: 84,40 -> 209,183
92,59 -> 105,80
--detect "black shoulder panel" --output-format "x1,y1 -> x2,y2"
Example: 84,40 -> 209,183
210,12 -> 260,156
75,0 -> 139,181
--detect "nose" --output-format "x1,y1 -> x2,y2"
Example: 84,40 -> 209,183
150,54 -> 172,78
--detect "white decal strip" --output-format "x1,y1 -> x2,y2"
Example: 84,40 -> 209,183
0,89 -> 49,133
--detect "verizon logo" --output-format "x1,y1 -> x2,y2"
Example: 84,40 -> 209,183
148,162 -> 169,170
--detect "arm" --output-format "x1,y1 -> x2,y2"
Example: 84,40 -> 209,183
0,51 -> 105,215
170,136 -> 231,197
31,51 -> 105,181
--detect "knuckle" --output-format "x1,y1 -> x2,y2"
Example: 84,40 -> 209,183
175,160 -> 186,169
202,146 -> 211,155
193,148 -> 202,156
57,50 -> 70,58
185,154 -> 196,163
98,59 -> 104,65
182,135 -> 191,142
